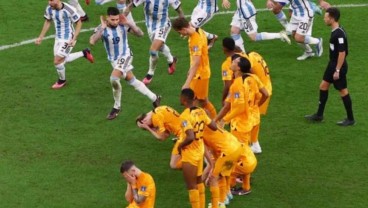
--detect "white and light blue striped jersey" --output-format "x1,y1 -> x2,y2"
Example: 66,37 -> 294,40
196,0 -> 218,14
99,25 -> 131,61
236,0 -> 257,19
133,0 -> 181,32
276,0 -> 314,18
44,3 -> 80,40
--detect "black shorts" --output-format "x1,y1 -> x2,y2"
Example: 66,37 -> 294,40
323,62 -> 348,90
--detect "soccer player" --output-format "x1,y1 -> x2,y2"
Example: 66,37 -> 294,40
248,51 -> 272,153
68,0 -> 89,21
95,0 -> 136,28
305,7 -> 355,126
190,0 -> 219,49
121,160 -> 156,208
124,0 -> 184,85
89,7 -> 161,120
215,56 -> 252,144
221,37 -> 248,105
172,17 -> 217,119
222,0 -> 291,52
136,105 -> 185,169
269,0 -> 330,60
179,88 -> 217,208
36,0 -> 94,89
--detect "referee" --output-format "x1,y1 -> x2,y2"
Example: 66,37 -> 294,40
305,7 -> 355,126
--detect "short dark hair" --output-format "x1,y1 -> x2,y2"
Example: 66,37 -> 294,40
222,37 -> 235,51
238,57 -> 251,73
231,53 -> 241,61
172,17 -> 189,31
326,7 -> 340,22
120,160 -> 134,173
136,113 -> 147,124
181,88 -> 195,100
107,7 -> 120,16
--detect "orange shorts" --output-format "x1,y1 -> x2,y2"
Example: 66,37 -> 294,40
190,78 -> 209,100
234,145 -> 257,175
259,95 -> 271,115
181,147 -> 204,176
231,130 -> 251,144
212,145 -> 243,177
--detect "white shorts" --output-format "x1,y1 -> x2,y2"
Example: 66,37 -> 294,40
190,6 -> 215,28
231,13 -> 258,35
148,23 -> 171,42
288,15 -> 314,36
54,39 -> 74,58
111,55 -> 133,78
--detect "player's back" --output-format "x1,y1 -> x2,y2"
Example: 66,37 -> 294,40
248,52 -> 272,94
152,106 -> 183,138
189,28 -> 211,79
44,2 -> 80,40
244,74 -> 263,125
101,24 -> 131,61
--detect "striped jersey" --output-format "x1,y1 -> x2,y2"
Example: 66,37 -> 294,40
236,0 -> 257,19
196,0 -> 218,14
133,0 -> 181,32
98,25 -> 131,61
276,0 -> 314,18
44,2 -> 80,40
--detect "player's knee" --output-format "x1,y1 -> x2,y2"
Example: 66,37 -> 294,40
149,50 -> 158,57
272,3 -> 283,13
55,63 -> 65,71
230,27 -> 240,35
339,88 -> 349,96
110,76 -> 121,88
294,35 -> 304,43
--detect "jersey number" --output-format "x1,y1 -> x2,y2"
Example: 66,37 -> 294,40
193,121 -> 205,140
112,37 -> 120,45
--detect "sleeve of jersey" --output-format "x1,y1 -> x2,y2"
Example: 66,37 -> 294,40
254,76 -> 264,89
133,0 -> 144,7
152,113 -> 166,134
223,88 -> 247,122
137,177 -> 154,197
190,35 -> 202,56
221,61 -> 232,81
170,0 -> 182,10
337,32 -> 347,52
44,7 -> 51,20
180,114 -> 193,133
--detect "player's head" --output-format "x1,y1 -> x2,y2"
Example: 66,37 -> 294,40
231,56 -> 251,74
324,7 -> 340,26
106,7 -> 120,28
172,18 -> 191,36
222,37 -> 236,55
120,160 -> 137,176
49,0 -> 61,9
136,112 -> 153,128
180,88 -> 195,107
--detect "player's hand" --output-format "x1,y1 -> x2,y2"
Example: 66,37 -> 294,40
333,71 -> 340,80
137,121 -> 149,130
35,37 -> 43,45
266,0 -> 275,10
67,39 -> 76,46
119,14 -> 128,25
123,173 -> 137,185
319,0 -> 331,10
100,16 -> 107,29
222,0 -> 230,9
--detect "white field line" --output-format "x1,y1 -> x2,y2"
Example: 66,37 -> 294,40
0,3 -> 367,52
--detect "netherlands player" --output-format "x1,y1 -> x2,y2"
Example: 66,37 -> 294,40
36,0 -> 94,89
124,0 -> 184,84
222,0 -> 291,52
179,88 -> 217,208
190,0 -> 219,49
68,0 -> 89,21
172,17 -> 218,119
89,7 -> 161,120
269,0 -> 331,60
121,160 -> 156,208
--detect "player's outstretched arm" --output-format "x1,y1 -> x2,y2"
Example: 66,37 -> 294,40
90,16 -> 107,45
175,6 -> 185,19
120,14 -> 144,37
35,19 -> 51,45
123,2 -> 134,17
214,101 -> 230,123
318,0 -> 331,10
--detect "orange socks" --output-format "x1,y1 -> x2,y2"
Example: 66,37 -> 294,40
210,186 -> 220,208
219,177 -> 227,203
189,189 -> 200,208
242,174 -> 251,191
198,183 -> 205,208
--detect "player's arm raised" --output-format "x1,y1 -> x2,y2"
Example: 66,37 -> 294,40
175,5 -> 185,19
120,14 -> 144,37
35,19 -> 51,45
182,55 -> 200,89
90,16 -> 107,45
318,0 -> 331,10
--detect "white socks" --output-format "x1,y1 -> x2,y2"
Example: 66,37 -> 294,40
304,36 -> 320,45
128,77 -> 157,102
231,33 -> 245,52
148,51 -> 159,75
160,44 -> 174,64
298,43 -> 313,53
55,63 -> 66,80
256,32 -> 281,41
65,51 -> 83,63
110,77 -> 122,109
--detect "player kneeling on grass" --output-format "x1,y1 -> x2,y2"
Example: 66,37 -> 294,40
121,160 -> 156,208
89,7 -> 161,120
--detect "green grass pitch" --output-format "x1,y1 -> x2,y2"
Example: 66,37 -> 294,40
0,0 -> 368,207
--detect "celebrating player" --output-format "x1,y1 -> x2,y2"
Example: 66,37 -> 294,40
68,0 -> 89,21
222,0 -> 291,52
305,7 -> 355,126
121,160 -> 156,208
124,0 -> 184,84
89,7 -> 161,120
36,0 -> 94,89
172,17 -> 217,119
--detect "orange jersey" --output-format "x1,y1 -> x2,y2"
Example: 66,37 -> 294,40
244,74 -> 264,126
248,52 -> 272,95
203,126 -> 242,158
180,107 -> 212,155
224,76 -> 252,133
221,52 -> 249,81
128,172 -> 156,208
189,28 -> 211,79
151,105 -> 183,138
